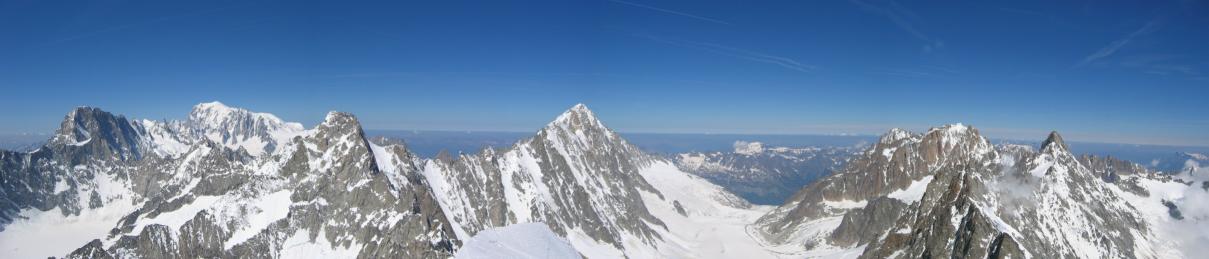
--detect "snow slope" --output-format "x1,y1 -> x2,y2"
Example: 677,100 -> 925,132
454,223 -> 580,259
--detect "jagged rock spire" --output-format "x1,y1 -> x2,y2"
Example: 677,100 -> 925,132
1041,131 -> 1068,153
50,106 -> 144,161
315,111 -> 368,142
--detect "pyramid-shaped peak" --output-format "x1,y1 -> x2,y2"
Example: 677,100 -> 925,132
548,103 -> 604,129
561,103 -> 594,117
1041,131 -> 1068,152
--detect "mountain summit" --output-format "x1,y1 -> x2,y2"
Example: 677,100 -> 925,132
187,101 -> 305,156
2,104 -> 1204,259
1040,130 -> 1069,152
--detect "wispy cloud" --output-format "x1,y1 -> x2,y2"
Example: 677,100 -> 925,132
1077,19 -> 1163,67
848,0 -> 943,52
46,3 -> 248,45
608,0 -> 731,25
996,7 -> 1081,29
878,65 -> 960,79
636,34 -> 816,73
1114,54 -> 1206,81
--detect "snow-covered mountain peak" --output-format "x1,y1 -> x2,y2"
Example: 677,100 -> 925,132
191,100 -> 233,113
546,103 -> 608,133
926,123 -> 976,138
536,103 -> 628,152
185,102 -> 304,156
878,128 -> 915,144
321,111 -> 359,127
311,112 -> 370,153
920,123 -> 986,147
188,101 -> 300,130
733,141 -> 765,155
919,123 -> 994,163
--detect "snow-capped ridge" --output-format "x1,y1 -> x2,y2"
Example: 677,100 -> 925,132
733,141 -> 765,155
186,101 -> 305,156
188,101 -> 301,130
879,128 -> 914,144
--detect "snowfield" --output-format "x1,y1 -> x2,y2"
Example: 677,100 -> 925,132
454,223 -> 580,259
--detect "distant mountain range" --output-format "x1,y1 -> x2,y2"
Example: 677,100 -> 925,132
1,102 -> 1206,258
672,142 -> 859,205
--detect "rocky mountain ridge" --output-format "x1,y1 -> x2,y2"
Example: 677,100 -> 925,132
1,104 -> 458,258
2,103 -> 1205,259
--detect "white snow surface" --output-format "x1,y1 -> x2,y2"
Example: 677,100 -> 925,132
223,190 -> 295,249
1108,167 -> 1209,258
734,141 -> 765,155
886,175 -> 934,203
0,170 -> 139,258
634,161 -> 781,258
454,223 -> 580,259
186,101 -> 305,156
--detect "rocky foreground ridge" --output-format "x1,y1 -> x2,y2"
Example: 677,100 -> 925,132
1,103 -> 1205,258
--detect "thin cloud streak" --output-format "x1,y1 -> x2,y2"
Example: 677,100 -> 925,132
637,34 -> 816,73
1077,19 -> 1162,67
46,3 -> 249,45
608,0 -> 732,25
849,0 -> 943,52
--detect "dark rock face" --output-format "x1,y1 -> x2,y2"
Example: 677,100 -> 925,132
2,106 -> 459,258
672,200 -> 687,216
48,107 -> 147,163
858,131 -> 1155,259
1080,155 -> 1153,183
421,104 -> 668,250
858,167 -> 1002,259
755,125 -> 995,245
1163,200 -> 1184,220
828,197 -> 907,247
987,234 -> 1025,259
66,239 -> 115,259
1040,131 -> 1068,153
756,126 -> 1172,258
1,107 -> 151,229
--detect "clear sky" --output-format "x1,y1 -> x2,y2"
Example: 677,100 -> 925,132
0,0 -> 1206,146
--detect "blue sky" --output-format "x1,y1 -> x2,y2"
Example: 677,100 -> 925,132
0,0 -> 1206,146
